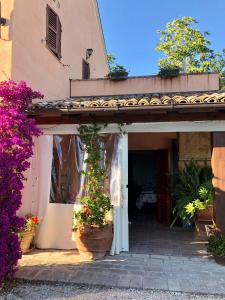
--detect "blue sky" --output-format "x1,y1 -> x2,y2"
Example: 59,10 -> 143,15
97,0 -> 225,76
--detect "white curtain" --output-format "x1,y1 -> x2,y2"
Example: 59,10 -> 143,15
35,135 -> 76,249
110,135 -> 129,255
19,138 -> 40,217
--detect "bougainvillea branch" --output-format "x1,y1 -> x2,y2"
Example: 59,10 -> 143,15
0,80 -> 43,285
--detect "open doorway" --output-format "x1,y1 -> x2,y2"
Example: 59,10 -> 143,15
128,149 -> 170,226
128,132 -> 178,253
128,132 -> 177,227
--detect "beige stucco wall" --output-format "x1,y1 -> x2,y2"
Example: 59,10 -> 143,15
0,0 -> 14,82
71,73 -> 219,97
179,132 -> 212,168
1,0 -> 108,100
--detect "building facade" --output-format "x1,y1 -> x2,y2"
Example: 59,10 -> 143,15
0,0 -> 108,99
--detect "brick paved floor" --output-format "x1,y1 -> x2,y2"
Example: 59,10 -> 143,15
16,218 -> 224,295
129,213 -> 208,256
16,250 -> 225,295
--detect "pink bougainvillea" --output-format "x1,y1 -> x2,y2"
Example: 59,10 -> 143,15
0,80 -> 43,285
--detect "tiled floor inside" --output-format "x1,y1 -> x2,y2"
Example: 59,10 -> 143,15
129,211 -> 208,256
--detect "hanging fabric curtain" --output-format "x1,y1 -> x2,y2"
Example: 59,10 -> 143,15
36,135 -> 83,249
19,137 -> 40,217
35,133 -> 128,253
110,134 -> 129,255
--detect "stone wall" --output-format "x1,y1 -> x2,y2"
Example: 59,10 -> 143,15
179,132 -> 212,168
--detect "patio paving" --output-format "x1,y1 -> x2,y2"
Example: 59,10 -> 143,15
129,213 -> 208,256
16,249 -> 225,296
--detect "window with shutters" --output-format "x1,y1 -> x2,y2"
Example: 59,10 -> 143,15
46,5 -> 62,59
82,60 -> 90,79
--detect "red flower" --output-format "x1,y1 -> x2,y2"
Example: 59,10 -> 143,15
31,216 -> 39,224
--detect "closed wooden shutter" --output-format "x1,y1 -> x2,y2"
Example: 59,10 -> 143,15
82,60 -> 90,79
46,5 -> 62,59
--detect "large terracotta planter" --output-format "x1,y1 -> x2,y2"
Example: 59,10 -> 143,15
75,223 -> 113,260
196,206 -> 213,222
20,230 -> 35,254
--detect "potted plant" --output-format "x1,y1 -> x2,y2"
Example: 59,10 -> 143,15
19,214 -> 39,254
208,233 -> 225,265
108,65 -> 129,80
73,124 -> 113,260
107,53 -> 128,80
170,160 -> 213,227
185,182 -> 213,222
158,62 -> 181,79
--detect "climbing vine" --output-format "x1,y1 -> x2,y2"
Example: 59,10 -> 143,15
75,124 -> 112,228
0,80 -> 43,285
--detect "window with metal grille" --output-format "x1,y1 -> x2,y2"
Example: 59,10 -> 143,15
46,5 -> 62,59
82,60 -> 90,79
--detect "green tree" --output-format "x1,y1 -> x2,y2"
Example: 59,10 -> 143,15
155,16 -> 225,87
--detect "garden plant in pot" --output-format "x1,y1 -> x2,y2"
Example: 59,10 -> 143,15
19,214 -> 39,254
107,53 -> 128,80
74,124 -> 113,260
171,160 -> 213,227
185,182 -> 213,222
158,62 -> 181,79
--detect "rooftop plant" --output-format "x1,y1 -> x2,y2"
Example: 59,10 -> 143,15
155,16 -> 225,86
107,53 -> 129,80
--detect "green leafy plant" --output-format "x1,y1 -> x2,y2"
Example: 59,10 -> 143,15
107,53 -> 128,80
158,62 -> 181,78
155,16 -> 225,87
208,234 -> 225,257
74,124 -> 112,228
185,182 -> 213,217
170,160 -> 213,227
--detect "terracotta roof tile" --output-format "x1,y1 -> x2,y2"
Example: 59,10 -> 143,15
27,91 -> 225,112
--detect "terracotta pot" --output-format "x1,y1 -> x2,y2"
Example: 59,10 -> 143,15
20,230 -> 35,254
196,206 -> 213,222
75,223 -> 113,260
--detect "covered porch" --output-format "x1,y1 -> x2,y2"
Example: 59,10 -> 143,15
20,73 -> 225,255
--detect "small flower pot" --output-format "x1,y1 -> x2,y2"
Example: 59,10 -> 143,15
196,206 -> 213,222
20,230 -> 35,254
75,223 -> 113,260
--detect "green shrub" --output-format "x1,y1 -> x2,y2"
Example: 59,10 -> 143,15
208,234 -> 225,257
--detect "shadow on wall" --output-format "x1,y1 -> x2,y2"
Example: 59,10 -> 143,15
214,186 -> 225,233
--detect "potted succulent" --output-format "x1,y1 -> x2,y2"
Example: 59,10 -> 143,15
185,182 -> 213,222
73,124 -> 113,260
107,53 -> 128,80
19,214 -> 39,254
208,233 -> 225,265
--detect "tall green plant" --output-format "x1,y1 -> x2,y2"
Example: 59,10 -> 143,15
170,160 -> 213,227
74,124 -> 112,228
155,16 -> 225,87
